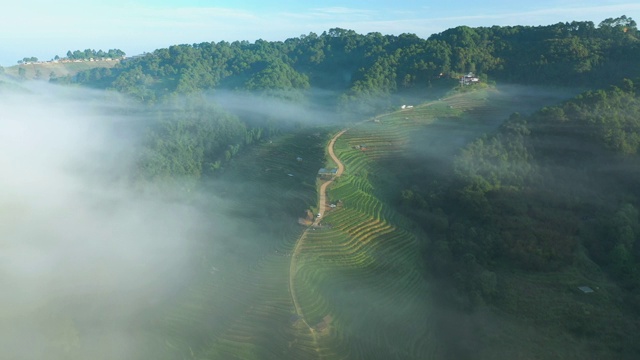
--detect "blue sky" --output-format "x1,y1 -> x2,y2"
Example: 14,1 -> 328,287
1,0 -> 639,66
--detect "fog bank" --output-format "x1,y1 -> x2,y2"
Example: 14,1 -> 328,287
0,84 -> 207,359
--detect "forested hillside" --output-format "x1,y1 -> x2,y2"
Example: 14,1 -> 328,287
11,15 -> 639,359
67,16 -> 639,106
390,81 -> 640,356
55,16 -> 640,193
418,81 -> 640,278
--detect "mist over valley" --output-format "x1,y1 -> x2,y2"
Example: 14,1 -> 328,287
2,15 -> 640,359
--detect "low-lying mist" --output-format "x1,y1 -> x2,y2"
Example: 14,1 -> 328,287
402,84 -> 581,165
210,88 -> 342,125
0,83 -> 214,359
207,86 -> 444,127
0,78 -> 595,359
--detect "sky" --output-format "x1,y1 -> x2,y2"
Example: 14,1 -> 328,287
1,0 -> 639,66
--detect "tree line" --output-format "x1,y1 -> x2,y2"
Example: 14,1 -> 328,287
17,57 -> 39,64
14,49 -> 126,65
64,16 -> 638,107
65,48 -> 125,60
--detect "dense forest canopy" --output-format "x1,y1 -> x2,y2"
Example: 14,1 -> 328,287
388,81 -> 640,354
421,81 -> 640,275
64,16 -> 639,106
65,49 -> 125,60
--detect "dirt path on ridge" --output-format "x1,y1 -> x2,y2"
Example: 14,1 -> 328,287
288,127 -> 348,348
288,104 -> 440,334
313,128 -> 347,226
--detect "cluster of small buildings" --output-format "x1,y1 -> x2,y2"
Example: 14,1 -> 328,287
400,105 -> 414,109
460,72 -> 480,85
318,168 -> 338,178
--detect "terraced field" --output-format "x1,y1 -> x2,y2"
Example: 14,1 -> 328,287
282,87 -> 547,359
146,88 -> 511,359
283,98 -> 471,360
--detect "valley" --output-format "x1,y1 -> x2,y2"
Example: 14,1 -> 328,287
2,16 -> 640,359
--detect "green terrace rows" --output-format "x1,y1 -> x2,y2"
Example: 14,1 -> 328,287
154,89 -> 503,359
290,89 -> 518,359
293,208 -> 437,359
287,90 -> 510,358
160,246 -> 322,359
284,96 -> 480,358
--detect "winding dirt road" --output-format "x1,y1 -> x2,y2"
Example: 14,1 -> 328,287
288,127 -> 348,344
313,128 -> 347,226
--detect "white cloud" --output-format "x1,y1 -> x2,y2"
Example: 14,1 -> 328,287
0,83 -> 209,358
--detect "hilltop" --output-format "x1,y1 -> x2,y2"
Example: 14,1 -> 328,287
4,59 -> 120,81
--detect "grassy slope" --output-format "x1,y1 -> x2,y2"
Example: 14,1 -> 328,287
4,60 -> 118,80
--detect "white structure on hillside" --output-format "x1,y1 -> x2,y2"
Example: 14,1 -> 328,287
461,72 -> 480,85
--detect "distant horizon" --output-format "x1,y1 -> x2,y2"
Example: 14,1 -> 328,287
1,0 -> 639,67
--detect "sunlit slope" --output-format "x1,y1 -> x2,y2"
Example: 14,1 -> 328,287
152,88 -> 527,360
287,99 -> 480,360
4,60 -> 118,80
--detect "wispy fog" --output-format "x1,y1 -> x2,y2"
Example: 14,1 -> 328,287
0,83 -> 206,359
208,87 -> 434,126
402,84 -> 580,164
0,80 -> 590,359
209,88 -> 346,125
